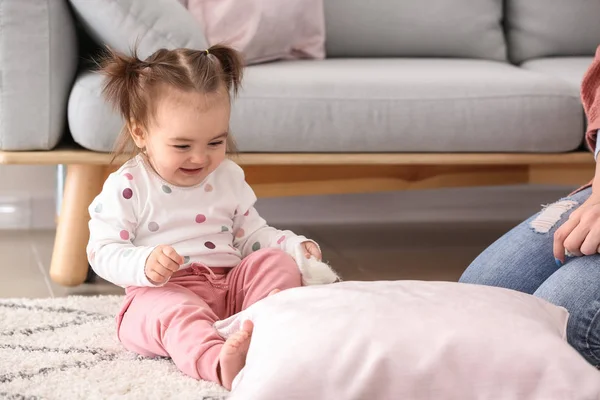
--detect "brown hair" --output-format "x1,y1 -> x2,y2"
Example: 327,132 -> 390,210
98,44 -> 244,162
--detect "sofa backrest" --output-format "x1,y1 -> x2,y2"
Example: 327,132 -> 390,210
323,0 -> 506,61
506,0 -> 600,64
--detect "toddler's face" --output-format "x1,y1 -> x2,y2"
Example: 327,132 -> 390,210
134,88 -> 230,187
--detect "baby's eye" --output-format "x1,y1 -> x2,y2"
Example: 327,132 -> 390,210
173,145 -> 190,150
209,141 -> 224,147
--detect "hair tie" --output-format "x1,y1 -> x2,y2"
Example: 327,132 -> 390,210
205,49 -> 210,55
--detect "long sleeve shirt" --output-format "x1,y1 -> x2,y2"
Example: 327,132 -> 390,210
568,45 -> 600,195
584,45 -> 600,153
87,155 -> 312,288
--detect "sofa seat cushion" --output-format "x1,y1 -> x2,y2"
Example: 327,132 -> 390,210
0,0 -> 77,150
521,57 -> 594,94
69,59 -> 583,153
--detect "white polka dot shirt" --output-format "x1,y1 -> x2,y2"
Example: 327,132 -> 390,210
87,155 -> 311,288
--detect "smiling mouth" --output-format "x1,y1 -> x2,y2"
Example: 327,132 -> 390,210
179,167 -> 203,175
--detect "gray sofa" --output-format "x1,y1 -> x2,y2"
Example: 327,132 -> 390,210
2,0 -> 599,154
2,0 -> 600,287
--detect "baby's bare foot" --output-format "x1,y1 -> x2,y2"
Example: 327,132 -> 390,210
269,289 -> 280,296
219,320 -> 253,390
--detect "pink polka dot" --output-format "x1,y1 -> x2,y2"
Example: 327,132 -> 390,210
204,184 -> 213,192
204,241 -> 216,249
235,229 -> 245,238
195,214 -> 206,223
123,188 -> 133,199
119,230 -> 129,240
123,173 -> 133,180
244,210 -> 250,217
89,251 -> 95,261
277,236 -> 286,244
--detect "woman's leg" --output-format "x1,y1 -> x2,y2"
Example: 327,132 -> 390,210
118,284 -> 224,383
459,188 -> 593,294
534,257 -> 600,366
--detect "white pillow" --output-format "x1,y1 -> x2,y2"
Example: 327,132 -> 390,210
214,281 -> 600,399
69,0 -> 208,59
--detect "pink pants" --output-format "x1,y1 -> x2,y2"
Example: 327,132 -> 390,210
116,248 -> 302,384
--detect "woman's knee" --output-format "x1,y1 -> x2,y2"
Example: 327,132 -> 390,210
529,188 -> 592,237
459,192 -> 595,292
459,229 -> 556,293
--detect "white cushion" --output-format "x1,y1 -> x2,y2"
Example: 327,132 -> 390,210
215,281 -> 600,399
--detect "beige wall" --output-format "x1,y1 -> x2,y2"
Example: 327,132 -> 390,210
0,166 -> 55,229
0,166 -> 55,193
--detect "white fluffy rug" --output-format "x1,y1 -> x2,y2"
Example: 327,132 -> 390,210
0,296 -> 228,400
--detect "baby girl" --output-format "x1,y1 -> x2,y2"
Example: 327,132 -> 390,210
87,44 -> 327,389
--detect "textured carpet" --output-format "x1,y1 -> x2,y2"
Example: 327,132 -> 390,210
0,296 -> 228,400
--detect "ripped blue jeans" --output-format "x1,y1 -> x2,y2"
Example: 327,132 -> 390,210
460,187 -> 600,367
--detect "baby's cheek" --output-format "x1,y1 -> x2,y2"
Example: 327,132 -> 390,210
160,150 -> 185,171
145,145 -> 172,170
210,152 -> 227,169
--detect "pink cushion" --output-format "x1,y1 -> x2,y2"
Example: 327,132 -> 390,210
215,281 -> 600,399
185,0 -> 325,64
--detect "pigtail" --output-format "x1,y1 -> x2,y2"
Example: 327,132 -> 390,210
96,47 -> 152,162
98,46 -> 149,126
207,44 -> 244,96
203,45 -> 244,155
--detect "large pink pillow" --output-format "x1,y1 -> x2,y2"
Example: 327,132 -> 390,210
215,281 -> 600,399
184,0 -> 325,64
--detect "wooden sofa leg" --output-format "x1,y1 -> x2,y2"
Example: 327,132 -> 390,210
50,164 -> 105,287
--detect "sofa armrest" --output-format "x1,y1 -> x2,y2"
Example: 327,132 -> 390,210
0,0 -> 78,150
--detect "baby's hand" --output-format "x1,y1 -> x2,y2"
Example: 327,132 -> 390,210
145,245 -> 184,285
301,241 -> 322,261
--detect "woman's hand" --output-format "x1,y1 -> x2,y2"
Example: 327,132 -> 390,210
553,192 -> 600,264
301,241 -> 322,260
